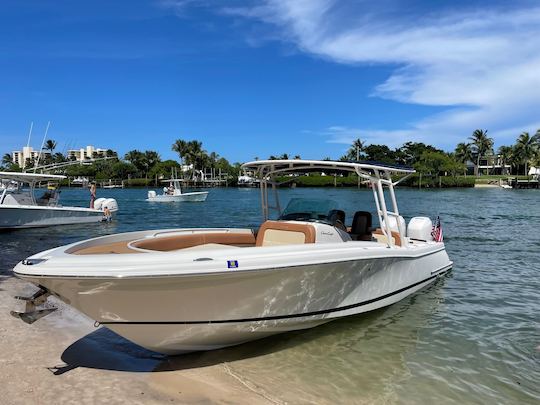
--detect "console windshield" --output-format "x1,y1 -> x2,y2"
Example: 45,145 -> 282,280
279,198 -> 341,222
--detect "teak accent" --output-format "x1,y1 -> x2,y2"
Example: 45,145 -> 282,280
372,228 -> 402,247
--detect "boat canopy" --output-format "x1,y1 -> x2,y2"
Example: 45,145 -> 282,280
241,159 -> 415,179
241,159 -> 415,249
0,171 -> 66,183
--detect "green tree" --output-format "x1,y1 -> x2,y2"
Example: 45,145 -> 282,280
469,129 -> 494,176
454,142 -> 473,175
363,144 -> 397,164
514,131 -> 540,175
414,151 -> 464,186
124,150 -> 146,177
43,139 -> 57,153
172,139 -> 189,164
497,145 -> 514,175
172,139 -> 208,169
346,138 -> 365,161
53,152 -> 67,164
111,161 -> 138,179
398,142 -> 443,166
149,160 -> 181,180
143,150 -> 161,178
2,153 -> 13,167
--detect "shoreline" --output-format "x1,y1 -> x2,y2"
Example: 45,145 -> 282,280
0,272 -> 276,404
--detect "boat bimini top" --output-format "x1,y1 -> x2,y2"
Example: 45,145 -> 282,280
241,160 -> 416,249
0,171 -> 66,206
0,171 -> 66,183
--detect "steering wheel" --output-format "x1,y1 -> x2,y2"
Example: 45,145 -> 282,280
333,219 -> 347,231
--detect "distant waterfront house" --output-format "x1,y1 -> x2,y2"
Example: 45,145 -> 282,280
11,146 -> 51,169
466,155 -> 511,175
67,145 -> 116,162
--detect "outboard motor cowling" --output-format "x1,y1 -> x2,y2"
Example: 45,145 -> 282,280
93,197 -> 106,210
148,190 -> 157,199
407,217 -> 432,241
101,198 -> 118,212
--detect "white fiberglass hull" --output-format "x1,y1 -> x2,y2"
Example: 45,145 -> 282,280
13,232 -> 451,354
146,191 -> 208,202
0,205 -> 107,229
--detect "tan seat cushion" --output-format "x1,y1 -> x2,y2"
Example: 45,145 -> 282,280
132,232 -> 256,252
372,228 -> 402,247
256,221 -> 316,247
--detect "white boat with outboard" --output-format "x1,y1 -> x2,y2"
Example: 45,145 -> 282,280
12,160 -> 452,355
146,177 -> 208,202
0,171 -> 118,229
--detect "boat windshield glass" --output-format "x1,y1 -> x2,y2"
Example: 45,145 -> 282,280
279,198 -> 340,222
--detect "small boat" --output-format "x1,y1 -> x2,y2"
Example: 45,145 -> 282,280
12,160 -> 451,354
0,171 -> 118,229
146,171 -> 208,202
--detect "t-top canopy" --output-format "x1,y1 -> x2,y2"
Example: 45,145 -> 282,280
0,171 -> 66,183
241,159 -> 415,180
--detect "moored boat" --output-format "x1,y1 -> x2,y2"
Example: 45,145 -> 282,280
12,160 -> 452,354
0,172 -> 118,229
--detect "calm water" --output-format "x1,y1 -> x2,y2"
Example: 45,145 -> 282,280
1,186 -> 539,403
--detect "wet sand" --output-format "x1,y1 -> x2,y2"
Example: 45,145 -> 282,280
0,274 -> 279,405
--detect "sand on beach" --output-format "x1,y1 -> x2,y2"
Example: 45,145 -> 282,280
0,274 -> 281,405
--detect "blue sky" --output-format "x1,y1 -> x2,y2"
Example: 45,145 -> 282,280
1,0 -> 540,162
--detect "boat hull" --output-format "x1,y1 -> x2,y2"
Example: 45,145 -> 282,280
0,205 -> 106,229
146,192 -> 208,202
15,247 -> 451,354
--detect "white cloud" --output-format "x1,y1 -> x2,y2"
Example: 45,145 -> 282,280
216,0 -> 540,149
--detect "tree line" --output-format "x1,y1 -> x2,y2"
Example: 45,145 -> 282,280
2,129 -> 539,181
1,138 -> 241,183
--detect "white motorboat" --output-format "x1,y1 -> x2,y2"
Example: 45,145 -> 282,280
146,177 -> 208,202
0,171 -> 119,229
12,160 -> 452,355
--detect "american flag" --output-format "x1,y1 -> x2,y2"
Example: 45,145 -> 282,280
432,216 -> 443,242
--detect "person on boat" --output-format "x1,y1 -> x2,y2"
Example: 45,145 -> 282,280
89,183 -> 96,208
167,184 -> 174,195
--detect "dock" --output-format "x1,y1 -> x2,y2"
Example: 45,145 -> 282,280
510,178 -> 540,189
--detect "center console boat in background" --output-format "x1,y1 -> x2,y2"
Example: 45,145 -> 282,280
12,160 -> 452,354
146,168 -> 208,202
0,171 -> 119,229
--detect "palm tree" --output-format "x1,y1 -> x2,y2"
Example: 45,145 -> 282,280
469,129 -> 494,176
454,143 -> 473,175
497,146 -> 514,175
2,153 -> 13,167
43,139 -> 57,153
514,132 -> 540,176
53,152 -> 67,164
208,152 -> 219,169
172,139 -> 189,164
144,150 -> 161,178
124,150 -> 146,177
347,138 -> 364,161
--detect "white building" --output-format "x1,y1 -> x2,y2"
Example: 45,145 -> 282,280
11,147 -> 51,169
67,145 -> 113,162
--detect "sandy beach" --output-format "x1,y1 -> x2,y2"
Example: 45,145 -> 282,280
0,273 -> 280,405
